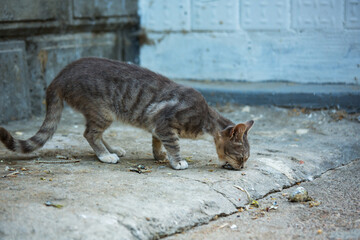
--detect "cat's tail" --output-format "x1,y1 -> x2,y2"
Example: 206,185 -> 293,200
0,85 -> 63,153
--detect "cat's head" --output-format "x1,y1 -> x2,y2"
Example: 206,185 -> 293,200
214,120 -> 254,170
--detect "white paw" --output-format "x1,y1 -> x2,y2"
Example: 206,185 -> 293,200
98,153 -> 119,164
170,160 -> 188,170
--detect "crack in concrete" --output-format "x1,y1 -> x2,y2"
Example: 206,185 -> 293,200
161,157 -> 360,239
153,174 -> 241,239
172,174 -> 239,209
262,157 -> 360,199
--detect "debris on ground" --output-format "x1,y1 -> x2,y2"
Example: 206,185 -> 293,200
44,201 -> 63,209
288,108 -> 306,116
2,166 -> 30,178
234,185 -> 259,208
265,201 -> 278,212
329,110 -> 348,121
329,109 -> 360,122
288,186 -> 313,202
237,207 -> 245,212
129,164 -> 152,174
230,224 -> 237,230
250,200 -> 259,208
2,171 -> 20,178
35,158 -> 80,164
5,166 -> 16,171
251,210 -> 266,220
308,200 -> 321,208
295,129 -> 309,135
218,223 -> 229,229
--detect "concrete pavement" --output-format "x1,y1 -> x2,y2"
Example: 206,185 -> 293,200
0,105 -> 359,239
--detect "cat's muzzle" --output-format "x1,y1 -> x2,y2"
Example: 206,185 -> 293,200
222,162 -> 244,170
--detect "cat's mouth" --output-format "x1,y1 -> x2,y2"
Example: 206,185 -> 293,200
222,162 -> 243,170
221,154 -> 244,170
222,162 -> 234,170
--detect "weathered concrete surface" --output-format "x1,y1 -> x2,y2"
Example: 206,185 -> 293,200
168,159 -> 360,240
0,105 -> 359,239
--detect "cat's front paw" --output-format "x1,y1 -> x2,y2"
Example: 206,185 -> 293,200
98,153 -> 119,164
112,147 -> 126,157
170,160 -> 188,170
153,151 -> 167,161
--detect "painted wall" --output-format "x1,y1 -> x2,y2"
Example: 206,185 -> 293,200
139,0 -> 360,84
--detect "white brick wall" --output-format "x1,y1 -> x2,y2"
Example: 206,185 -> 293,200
139,0 -> 360,84
242,0 -> 288,30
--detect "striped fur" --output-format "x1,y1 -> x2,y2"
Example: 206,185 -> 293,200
0,57 -> 254,170
0,85 -> 63,154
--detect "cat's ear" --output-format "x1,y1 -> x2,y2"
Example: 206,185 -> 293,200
230,120 -> 254,141
244,120 -> 254,134
230,124 -> 246,141
220,126 -> 234,138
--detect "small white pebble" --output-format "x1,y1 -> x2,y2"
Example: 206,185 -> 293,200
296,129 -> 309,135
230,224 -> 237,230
242,106 -> 251,113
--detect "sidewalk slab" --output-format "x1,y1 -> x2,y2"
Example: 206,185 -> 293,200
0,106 -> 359,239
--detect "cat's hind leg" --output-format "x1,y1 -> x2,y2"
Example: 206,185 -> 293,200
154,128 -> 188,170
102,138 -> 126,157
152,136 -> 167,161
83,116 -> 119,164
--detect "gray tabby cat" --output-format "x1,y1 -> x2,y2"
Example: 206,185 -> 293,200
0,58 -> 254,170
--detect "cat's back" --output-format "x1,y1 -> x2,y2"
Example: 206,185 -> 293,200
46,57 -> 212,132
53,57 -> 173,88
